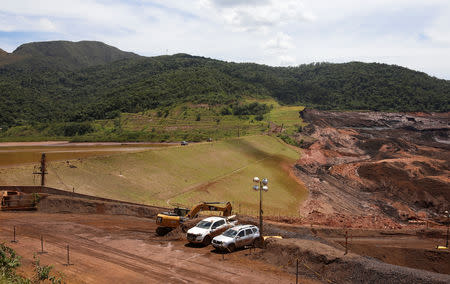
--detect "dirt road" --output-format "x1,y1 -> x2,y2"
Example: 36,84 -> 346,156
0,212 -> 306,283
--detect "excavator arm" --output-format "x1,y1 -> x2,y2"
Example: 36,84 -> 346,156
156,201 -> 232,236
186,202 -> 232,218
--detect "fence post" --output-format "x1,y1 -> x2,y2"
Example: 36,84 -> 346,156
345,230 -> 348,255
11,226 -> 18,243
39,235 -> 45,254
64,244 -> 71,266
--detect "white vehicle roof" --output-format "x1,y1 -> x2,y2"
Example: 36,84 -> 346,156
228,224 -> 258,231
199,216 -> 226,222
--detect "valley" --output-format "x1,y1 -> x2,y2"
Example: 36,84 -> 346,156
0,40 -> 449,283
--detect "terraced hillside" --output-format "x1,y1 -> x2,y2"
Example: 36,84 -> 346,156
1,99 -> 304,142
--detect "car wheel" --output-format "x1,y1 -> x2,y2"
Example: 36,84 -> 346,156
227,243 -> 235,253
253,237 -> 263,247
203,235 -> 211,246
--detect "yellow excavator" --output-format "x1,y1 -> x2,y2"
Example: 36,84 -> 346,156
0,191 -> 39,211
156,201 -> 232,236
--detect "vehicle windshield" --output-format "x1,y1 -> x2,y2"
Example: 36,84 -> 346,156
222,229 -> 238,238
196,221 -> 212,229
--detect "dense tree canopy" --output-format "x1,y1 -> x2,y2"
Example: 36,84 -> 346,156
0,41 -> 449,128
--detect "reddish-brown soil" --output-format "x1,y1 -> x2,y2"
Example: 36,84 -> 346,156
1,194 -> 449,283
295,109 -> 449,229
0,212 -> 309,284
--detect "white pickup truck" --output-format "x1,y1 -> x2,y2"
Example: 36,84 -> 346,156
186,216 -> 237,245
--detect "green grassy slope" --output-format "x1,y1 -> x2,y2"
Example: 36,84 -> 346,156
0,99 -> 304,142
0,136 -> 306,216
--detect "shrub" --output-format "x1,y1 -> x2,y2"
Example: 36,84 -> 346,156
0,243 -> 21,279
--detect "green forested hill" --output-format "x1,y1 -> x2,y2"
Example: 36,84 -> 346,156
0,40 -> 139,70
0,41 -> 449,128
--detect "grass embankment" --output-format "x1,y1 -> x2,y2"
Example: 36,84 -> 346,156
0,136 -> 306,216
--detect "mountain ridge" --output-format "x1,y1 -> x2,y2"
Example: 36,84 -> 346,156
0,40 -> 448,128
2,40 -> 139,70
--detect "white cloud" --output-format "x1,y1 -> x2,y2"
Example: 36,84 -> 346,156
37,18 -> 57,32
264,32 -> 294,50
0,0 -> 449,79
204,0 -> 314,32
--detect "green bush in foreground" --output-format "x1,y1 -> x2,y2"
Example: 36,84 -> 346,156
0,243 -> 27,284
0,244 -> 63,284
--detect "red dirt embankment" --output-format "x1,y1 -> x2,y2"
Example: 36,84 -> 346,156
295,109 -> 449,228
258,238 -> 450,283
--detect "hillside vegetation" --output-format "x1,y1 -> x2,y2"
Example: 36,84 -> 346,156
0,99 -> 304,142
0,40 -> 449,133
0,135 -> 306,215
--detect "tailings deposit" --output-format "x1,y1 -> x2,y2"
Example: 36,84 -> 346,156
0,141 -> 176,167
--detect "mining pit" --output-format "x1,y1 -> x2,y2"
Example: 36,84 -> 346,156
296,109 -> 449,229
1,109 -> 449,283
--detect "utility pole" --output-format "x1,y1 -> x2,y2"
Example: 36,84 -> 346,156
33,153 -> 47,191
445,211 -> 449,248
252,177 -> 268,240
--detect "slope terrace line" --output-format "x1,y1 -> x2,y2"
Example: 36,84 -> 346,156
165,155 -> 272,206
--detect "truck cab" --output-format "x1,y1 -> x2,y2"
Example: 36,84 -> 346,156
186,216 -> 236,245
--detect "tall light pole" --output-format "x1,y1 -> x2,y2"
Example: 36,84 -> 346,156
253,177 -> 268,237
445,210 -> 449,248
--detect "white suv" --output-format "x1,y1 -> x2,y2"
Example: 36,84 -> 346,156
211,225 -> 260,252
186,216 -> 236,245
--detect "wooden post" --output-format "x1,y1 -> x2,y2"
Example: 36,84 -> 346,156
66,245 -> 70,265
32,153 -> 47,193
296,258 -> 299,284
345,230 -> 348,255
40,153 -> 46,188
11,226 -> 17,243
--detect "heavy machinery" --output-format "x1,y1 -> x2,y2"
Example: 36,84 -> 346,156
156,201 -> 232,236
0,191 -> 39,211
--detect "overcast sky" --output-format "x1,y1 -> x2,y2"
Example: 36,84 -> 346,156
1,0 -> 450,79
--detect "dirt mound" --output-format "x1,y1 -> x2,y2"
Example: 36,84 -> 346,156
296,109 -> 449,227
38,195 -> 161,218
358,162 -> 449,212
257,238 -> 450,283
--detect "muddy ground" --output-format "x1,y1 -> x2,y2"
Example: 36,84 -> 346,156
0,211 -> 306,284
1,208 -> 449,284
1,109 -> 449,283
295,109 -> 449,228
